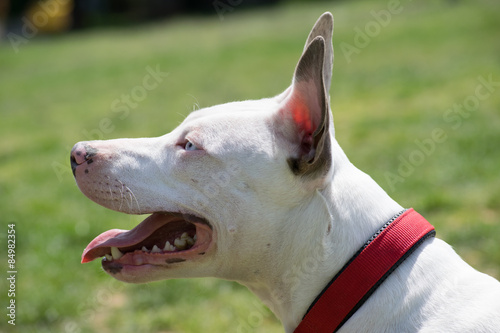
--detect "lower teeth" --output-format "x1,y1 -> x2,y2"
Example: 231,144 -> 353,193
106,234 -> 197,260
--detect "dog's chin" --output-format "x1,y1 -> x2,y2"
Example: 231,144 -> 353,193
100,262 -> 202,284
81,212 -> 214,282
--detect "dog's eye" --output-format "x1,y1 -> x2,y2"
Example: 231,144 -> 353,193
184,140 -> 199,151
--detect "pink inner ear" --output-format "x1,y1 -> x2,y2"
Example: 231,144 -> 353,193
279,96 -> 315,155
293,102 -> 313,134
286,95 -> 315,136
284,79 -> 322,136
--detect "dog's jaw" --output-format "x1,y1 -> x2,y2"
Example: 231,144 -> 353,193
80,212 -> 215,283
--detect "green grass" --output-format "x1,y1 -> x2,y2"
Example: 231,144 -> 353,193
1,0 -> 499,331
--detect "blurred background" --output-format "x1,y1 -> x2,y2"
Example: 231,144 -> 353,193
1,0 -> 499,332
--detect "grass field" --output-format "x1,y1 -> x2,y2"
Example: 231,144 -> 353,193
1,0 -> 499,332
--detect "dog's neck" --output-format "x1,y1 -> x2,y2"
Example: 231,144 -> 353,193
244,138 -> 403,332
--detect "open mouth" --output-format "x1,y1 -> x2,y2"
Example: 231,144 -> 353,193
82,212 -> 213,269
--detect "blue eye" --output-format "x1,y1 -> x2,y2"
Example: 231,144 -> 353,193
184,140 -> 199,151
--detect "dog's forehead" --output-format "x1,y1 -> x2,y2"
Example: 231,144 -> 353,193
181,98 -> 278,131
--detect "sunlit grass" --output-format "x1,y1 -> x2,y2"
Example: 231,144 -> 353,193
1,0 -> 499,332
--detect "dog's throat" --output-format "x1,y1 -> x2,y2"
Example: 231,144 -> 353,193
295,208 -> 436,333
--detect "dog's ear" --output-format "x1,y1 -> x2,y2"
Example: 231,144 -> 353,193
304,12 -> 333,93
275,34 -> 332,179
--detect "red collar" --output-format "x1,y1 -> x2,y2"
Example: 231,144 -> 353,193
294,208 -> 435,333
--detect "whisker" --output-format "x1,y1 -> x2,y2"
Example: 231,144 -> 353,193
116,179 -> 125,211
186,94 -> 201,112
125,185 -> 141,212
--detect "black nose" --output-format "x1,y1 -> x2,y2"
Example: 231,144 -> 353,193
70,154 -> 78,177
70,143 -> 98,177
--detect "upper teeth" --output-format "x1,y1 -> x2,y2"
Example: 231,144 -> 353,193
107,234 -> 196,260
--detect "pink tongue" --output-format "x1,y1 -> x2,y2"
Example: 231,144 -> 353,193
81,213 -> 177,263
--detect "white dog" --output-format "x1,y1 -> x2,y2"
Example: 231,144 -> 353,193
71,12 -> 500,332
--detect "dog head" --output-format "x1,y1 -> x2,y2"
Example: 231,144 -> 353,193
72,13 -> 335,284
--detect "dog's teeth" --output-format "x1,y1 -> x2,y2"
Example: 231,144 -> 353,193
163,241 -> 175,252
105,254 -> 113,261
111,247 -> 123,260
174,238 -> 187,250
193,234 -> 197,242
151,245 -> 162,253
141,246 -> 149,252
181,232 -> 195,245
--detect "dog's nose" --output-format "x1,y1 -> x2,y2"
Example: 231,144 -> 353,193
70,143 -> 98,177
